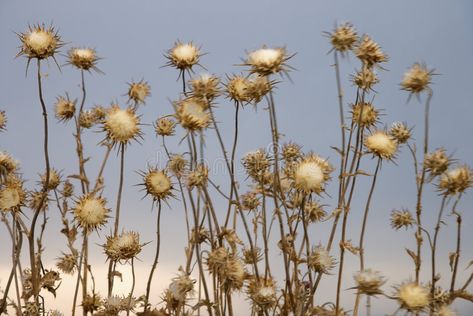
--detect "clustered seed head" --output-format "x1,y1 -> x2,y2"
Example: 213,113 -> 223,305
0,176 -> 26,212
103,105 -> 141,144
0,111 -> 7,131
56,253 -> 76,274
352,66 -> 379,91
18,24 -> 62,60
438,165 -> 473,195
246,46 -> 290,76
351,102 -> 379,127
54,96 -> 76,122
154,117 -> 176,136
243,149 -> 271,181
401,63 -> 432,94
293,154 -> 333,194
304,201 -> 326,223
167,42 -> 201,71
104,231 -> 142,262
40,168 -> 61,190
128,80 -> 151,104
364,131 -> 398,160
168,154 -> 187,177
143,168 -> 173,201
241,191 -> 260,211
308,245 -> 336,274
68,48 -> 98,71
353,269 -> 386,295
0,151 -> 19,176
330,22 -> 358,53
389,122 -> 411,144
175,97 -> 210,131
282,142 -> 302,163
207,248 -> 246,291
247,277 -> 277,311
355,35 -> 388,67
190,73 -> 220,101
187,164 -> 209,189
396,282 -> 430,312
73,195 -> 109,231
247,75 -> 272,103
390,209 -> 415,230
424,148 -> 450,179
166,271 -> 195,303
226,75 -> 253,103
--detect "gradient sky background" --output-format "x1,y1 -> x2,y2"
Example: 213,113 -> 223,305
1,0 -> 473,314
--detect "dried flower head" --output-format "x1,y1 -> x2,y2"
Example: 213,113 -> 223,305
401,63 -> 433,94
17,23 -> 62,60
68,48 -> 99,71
54,95 -> 76,122
247,74 -> 272,103
166,42 -> 201,71
282,142 -> 302,163
225,75 -> 252,103
128,80 -> 151,105
154,117 -> 176,137
79,110 -> 98,128
438,305 -> 457,316
62,180 -> 74,198
308,245 -> 336,274
23,301 -> 41,316
40,168 -> 61,190
103,105 -> 141,145
73,195 -> 109,231
329,22 -> 358,53
175,97 -> 210,131
0,111 -> 6,131
0,176 -> 26,212
82,293 -> 101,314
396,282 -> 430,312
355,35 -> 388,67
241,191 -> 260,211
142,168 -> 173,201
390,209 -> 415,230
187,164 -> 209,189
56,253 -> 76,274
247,277 -> 277,311
365,131 -> 398,160
0,151 -> 19,176
389,122 -> 411,144
353,269 -> 386,295
425,148 -> 451,179
293,154 -> 333,194
190,73 -> 220,101
243,149 -> 271,181
168,154 -> 187,177
221,256 -> 246,291
104,231 -> 143,262
167,270 -> 195,302
305,201 -> 327,223
438,165 -> 473,195
245,46 -> 291,76
352,66 -> 379,91
28,190 -> 50,212
190,227 -> 210,244
351,102 -> 379,127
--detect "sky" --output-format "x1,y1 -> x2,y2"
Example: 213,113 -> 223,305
1,0 -> 473,314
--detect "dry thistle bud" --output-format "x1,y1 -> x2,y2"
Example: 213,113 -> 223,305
68,48 -> 99,71
17,23 -> 62,60
282,142 -> 302,163
390,209 -> 415,230
167,271 -> 195,303
389,122 -> 411,144
245,46 -> 291,76
62,180 -> 74,198
293,153 -> 333,194
190,227 -> 210,244
241,191 -> 260,211
308,245 -> 336,274
352,66 -> 379,91
56,253 -> 76,274
166,41 -> 201,71
353,269 -> 386,295
103,105 -> 141,145
104,231 -> 143,262
225,75 -> 252,103
0,176 -> 26,212
351,102 -> 379,127
424,148 -> 450,179
0,151 -> 19,176
82,293 -> 101,314
40,168 -> 61,190
401,63 -> 433,94
190,73 -> 220,101
128,80 -> 151,105
28,190 -> 49,212
329,22 -> 358,53
78,110 -> 99,128
305,201 -> 326,223
168,154 -> 187,177
247,277 -> 277,311
247,74 -> 272,103
0,111 -> 7,131
221,256 -> 246,291
175,98 -> 210,131
207,247 -> 229,271
91,105 -> 107,121
187,164 -> 208,189
396,282 -> 430,312
73,195 -> 109,231
23,301 -> 41,316
243,247 -> 263,265
243,149 -> 271,181
154,117 -> 176,136
141,168 -> 173,201
365,131 -> 398,160
438,165 -> 473,195
54,95 -> 76,122
355,35 -> 388,67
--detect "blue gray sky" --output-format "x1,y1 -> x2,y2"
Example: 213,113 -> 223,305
1,0 -> 473,314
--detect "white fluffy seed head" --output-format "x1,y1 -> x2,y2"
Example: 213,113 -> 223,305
397,282 -> 430,311
365,131 -> 398,160
246,47 -> 287,75
74,196 -> 109,231
293,154 -> 333,194
168,42 -> 200,70
103,106 -> 140,144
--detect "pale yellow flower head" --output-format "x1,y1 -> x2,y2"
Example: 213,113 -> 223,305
365,131 -> 398,160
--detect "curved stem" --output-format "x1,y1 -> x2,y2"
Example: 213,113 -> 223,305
144,201 -> 162,314
126,258 -> 136,316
